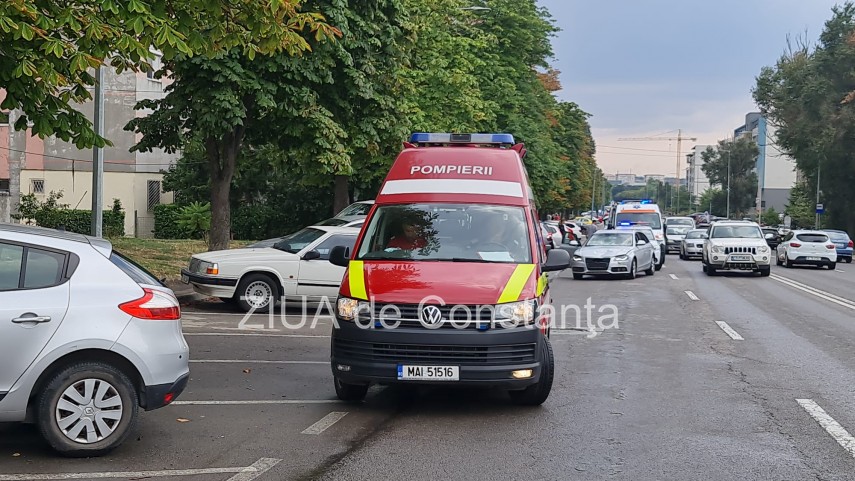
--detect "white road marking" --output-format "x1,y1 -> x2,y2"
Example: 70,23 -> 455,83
684,290 -> 699,301
836,269 -> 845,273
172,400 -> 342,405
669,274 -> 679,280
797,399 -> 855,459
225,458 -> 282,481
715,321 -> 744,341
191,359 -> 329,365
0,458 -> 282,481
770,274 -> 855,310
184,332 -> 330,338
301,412 -> 349,435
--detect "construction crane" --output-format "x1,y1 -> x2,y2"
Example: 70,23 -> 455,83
617,129 -> 697,214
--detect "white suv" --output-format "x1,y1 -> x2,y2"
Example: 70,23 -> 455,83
702,220 -> 771,276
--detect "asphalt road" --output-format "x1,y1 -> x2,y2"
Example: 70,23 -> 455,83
3,253 -> 855,480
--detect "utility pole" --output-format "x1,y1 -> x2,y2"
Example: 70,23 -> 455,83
591,174 -> 596,215
815,160 -> 821,229
91,66 -> 105,237
8,110 -> 25,220
726,135 -> 731,219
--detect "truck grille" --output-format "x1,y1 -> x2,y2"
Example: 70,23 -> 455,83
585,258 -> 610,270
724,247 -> 756,255
364,303 -> 496,330
333,339 -> 537,365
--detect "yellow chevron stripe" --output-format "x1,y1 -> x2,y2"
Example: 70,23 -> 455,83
536,273 -> 547,297
498,264 -> 536,304
348,261 -> 368,300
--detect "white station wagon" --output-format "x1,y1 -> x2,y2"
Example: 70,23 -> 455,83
182,226 -> 358,312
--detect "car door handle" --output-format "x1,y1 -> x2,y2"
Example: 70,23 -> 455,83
11,315 -> 52,324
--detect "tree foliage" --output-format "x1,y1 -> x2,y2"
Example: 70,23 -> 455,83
700,137 -> 759,218
0,0 -> 337,148
753,3 -> 855,232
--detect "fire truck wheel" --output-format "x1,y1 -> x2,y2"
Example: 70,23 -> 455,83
509,337 -> 554,406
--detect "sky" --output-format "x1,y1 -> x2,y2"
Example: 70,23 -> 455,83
537,0 -> 843,177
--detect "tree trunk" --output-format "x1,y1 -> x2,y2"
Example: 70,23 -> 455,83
333,175 -> 350,216
205,127 -> 244,251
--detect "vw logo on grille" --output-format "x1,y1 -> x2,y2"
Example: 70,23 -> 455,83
420,305 -> 443,326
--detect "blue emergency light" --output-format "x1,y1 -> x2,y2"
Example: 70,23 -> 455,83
619,199 -> 654,205
409,133 -> 516,145
619,221 -> 632,226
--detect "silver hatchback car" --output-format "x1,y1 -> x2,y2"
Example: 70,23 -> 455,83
0,224 -> 189,456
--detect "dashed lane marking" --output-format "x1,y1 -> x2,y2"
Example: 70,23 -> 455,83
797,399 -> 855,459
301,412 -> 349,435
715,321 -> 744,341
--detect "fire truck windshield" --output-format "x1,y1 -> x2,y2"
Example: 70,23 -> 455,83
356,204 -> 532,264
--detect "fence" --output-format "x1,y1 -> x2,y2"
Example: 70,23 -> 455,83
134,210 -> 156,238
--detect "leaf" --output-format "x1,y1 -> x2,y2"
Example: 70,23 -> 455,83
242,368 -> 252,374
176,418 -> 191,423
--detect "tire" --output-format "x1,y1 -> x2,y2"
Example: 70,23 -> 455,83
509,337 -> 554,406
626,259 -> 637,279
828,262 -> 837,270
37,362 -> 138,457
334,377 -> 368,402
759,266 -> 771,277
236,273 -> 279,313
845,257 -> 852,264
706,264 -> 717,276
645,260 -> 655,276
785,258 -> 793,268
702,262 -> 708,273
776,255 -> 783,266
654,257 -> 663,271
572,273 -> 584,280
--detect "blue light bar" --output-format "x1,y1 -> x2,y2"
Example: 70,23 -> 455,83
409,133 -> 516,145
619,199 -> 654,205
619,221 -> 631,226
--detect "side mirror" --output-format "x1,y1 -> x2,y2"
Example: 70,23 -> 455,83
330,245 -> 351,267
302,250 -> 321,261
568,240 -> 580,247
637,240 -> 648,245
543,248 -> 571,272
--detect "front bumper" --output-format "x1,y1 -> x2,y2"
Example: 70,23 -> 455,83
708,252 -> 771,269
666,240 -> 684,252
142,373 -> 189,411
181,269 -> 238,298
682,244 -> 703,257
571,258 -> 633,275
331,321 -> 544,388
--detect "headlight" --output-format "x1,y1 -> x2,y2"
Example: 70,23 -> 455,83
655,233 -> 664,241
614,254 -> 629,261
198,260 -> 219,275
758,245 -> 769,253
495,300 -> 536,325
337,297 -> 370,321
573,255 -> 583,261
712,245 -> 724,253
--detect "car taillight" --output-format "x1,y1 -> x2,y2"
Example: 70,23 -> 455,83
849,240 -> 854,248
790,242 -> 801,248
827,244 -> 836,250
119,288 -> 181,320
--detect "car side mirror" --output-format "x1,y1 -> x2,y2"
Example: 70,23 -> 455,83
637,240 -> 648,245
568,240 -> 580,247
543,248 -> 571,272
329,245 -> 350,267
302,250 -> 321,261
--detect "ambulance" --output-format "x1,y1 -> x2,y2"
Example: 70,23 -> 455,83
327,133 -> 571,405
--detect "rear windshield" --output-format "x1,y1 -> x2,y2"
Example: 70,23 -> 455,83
110,251 -> 163,286
667,218 -> 694,226
796,233 -> 829,243
666,226 -> 691,235
685,231 -> 706,239
826,231 -> 850,241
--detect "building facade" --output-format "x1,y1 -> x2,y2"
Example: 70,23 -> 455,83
0,58 -> 176,235
734,113 -> 798,214
686,144 -> 712,200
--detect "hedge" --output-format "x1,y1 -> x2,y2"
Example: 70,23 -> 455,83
34,209 -> 125,237
153,203 -> 186,239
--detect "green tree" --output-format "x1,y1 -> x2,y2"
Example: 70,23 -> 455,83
0,0 -> 337,148
700,138 -> 758,218
785,182 -> 816,229
698,188 -> 728,217
761,207 -> 780,226
754,3 -> 855,232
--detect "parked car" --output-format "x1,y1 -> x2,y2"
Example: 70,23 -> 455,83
248,218 -> 363,248
540,221 -> 559,249
823,229 -> 853,263
334,200 -> 375,221
761,228 -> 782,249
571,230 -> 656,279
0,223 -> 189,456
777,230 -> 838,269
182,225 -> 359,312
679,229 -> 708,260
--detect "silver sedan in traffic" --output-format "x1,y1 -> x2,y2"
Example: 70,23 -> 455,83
571,230 -> 656,280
